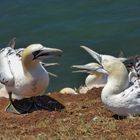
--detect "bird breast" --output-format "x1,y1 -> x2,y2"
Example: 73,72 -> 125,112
12,65 -> 49,98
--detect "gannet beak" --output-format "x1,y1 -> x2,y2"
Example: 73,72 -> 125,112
33,47 -> 63,60
72,65 -> 92,73
72,63 -> 102,73
40,62 -> 59,67
40,62 -> 59,77
72,70 -> 90,73
95,67 -> 108,74
71,62 -> 108,74
80,46 -> 102,64
48,71 -> 58,78
72,64 -> 108,74
118,57 -> 127,62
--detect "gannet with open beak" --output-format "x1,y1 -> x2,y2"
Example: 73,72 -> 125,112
0,44 -> 62,113
72,63 -> 107,89
80,45 -> 140,116
0,38 -> 59,99
71,53 -> 129,93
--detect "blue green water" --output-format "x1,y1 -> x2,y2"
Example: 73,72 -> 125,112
0,0 -> 140,91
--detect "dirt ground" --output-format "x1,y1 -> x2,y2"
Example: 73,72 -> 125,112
0,88 -> 140,140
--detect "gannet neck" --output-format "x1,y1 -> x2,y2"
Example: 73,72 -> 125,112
21,47 -> 39,71
101,56 -> 129,105
92,71 -> 103,79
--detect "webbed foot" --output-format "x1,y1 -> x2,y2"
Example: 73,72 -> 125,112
5,92 -> 33,114
5,102 -> 25,114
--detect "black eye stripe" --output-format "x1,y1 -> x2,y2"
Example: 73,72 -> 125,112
32,50 -> 42,56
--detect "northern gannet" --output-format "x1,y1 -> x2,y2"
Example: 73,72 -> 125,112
80,45 -> 140,116
60,63 -> 107,95
0,39 -> 59,100
0,44 -> 62,113
72,63 -> 107,89
71,53 -> 128,93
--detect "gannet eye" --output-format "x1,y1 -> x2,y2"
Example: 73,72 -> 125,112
32,50 -> 42,60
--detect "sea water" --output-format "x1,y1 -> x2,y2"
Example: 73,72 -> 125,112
0,0 -> 140,91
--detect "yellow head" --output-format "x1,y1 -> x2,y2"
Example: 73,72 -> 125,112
21,44 -> 62,70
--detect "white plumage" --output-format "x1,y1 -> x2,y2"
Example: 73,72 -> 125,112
72,63 -> 107,90
81,45 -> 140,116
0,44 -> 62,113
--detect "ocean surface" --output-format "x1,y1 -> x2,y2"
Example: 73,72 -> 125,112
0,0 -> 140,92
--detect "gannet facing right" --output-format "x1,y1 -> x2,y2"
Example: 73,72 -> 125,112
0,44 -> 62,114
0,38 -> 59,100
80,45 -> 140,117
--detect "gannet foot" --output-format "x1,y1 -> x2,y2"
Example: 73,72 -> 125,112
5,103 -> 20,114
5,98 -> 33,114
5,102 -> 25,114
5,95 -> 51,114
6,92 -> 33,114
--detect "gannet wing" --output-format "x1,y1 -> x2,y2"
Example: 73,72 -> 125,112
0,47 -> 15,86
7,37 -> 16,48
15,48 -> 24,58
134,56 -> 140,76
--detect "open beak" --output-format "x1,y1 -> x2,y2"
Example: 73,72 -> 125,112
33,46 -> 63,60
80,46 -> 102,64
40,62 -> 59,78
72,62 -> 108,74
40,62 -> 59,67
72,63 -> 101,73
48,71 -> 58,78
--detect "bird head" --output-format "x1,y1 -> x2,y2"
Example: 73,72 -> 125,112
80,46 -> 128,78
22,44 -> 62,69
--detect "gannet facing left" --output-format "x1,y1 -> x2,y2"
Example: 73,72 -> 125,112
80,45 -> 140,117
72,63 -> 107,89
0,44 -> 62,114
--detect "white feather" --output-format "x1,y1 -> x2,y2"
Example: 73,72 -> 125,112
81,46 -> 140,116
